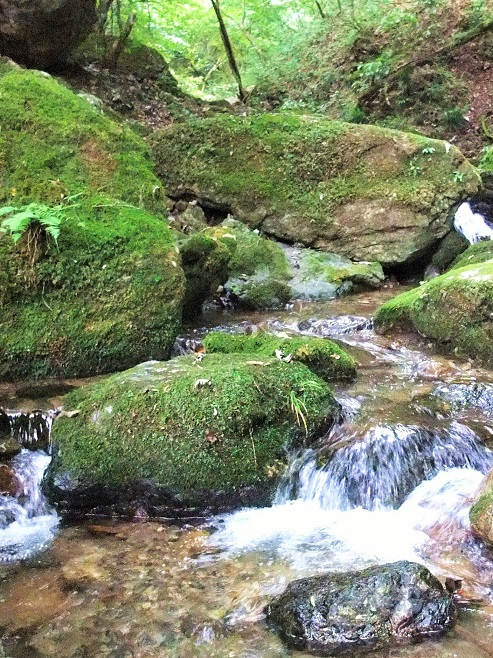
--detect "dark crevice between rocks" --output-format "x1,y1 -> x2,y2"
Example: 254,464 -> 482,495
169,192 -> 232,226
381,240 -> 443,283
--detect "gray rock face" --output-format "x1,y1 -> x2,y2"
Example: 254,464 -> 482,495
266,561 -> 455,655
0,0 -> 97,68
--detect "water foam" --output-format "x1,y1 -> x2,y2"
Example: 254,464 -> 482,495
454,201 -> 493,244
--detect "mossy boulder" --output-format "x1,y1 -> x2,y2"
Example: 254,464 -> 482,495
179,230 -> 231,319
0,61 -> 164,210
151,113 -> 480,268
0,61 -> 185,378
285,245 -> 384,300
470,469 -> 493,546
203,331 -> 357,382
46,354 -> 338,516
214,219 -> 292,309
179,218 -> 292,316
448,241 -> 493,270
374,259 -> 493,364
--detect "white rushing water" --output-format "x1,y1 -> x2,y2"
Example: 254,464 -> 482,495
211,467 -> 484,577
454,201 -> 493,244
0,450 -> 58,562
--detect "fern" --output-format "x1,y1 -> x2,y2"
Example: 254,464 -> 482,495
0,202 -> 66,246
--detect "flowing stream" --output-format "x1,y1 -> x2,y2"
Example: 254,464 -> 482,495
2,290 -> 493,657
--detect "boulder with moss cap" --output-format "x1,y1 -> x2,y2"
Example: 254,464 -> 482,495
0,60 -> 184,379
45,354 -> 339,516
151,113 -> 479,269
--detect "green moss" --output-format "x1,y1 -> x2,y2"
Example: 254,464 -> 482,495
50,354 -> 338,494
470,484 -> 493,533
203,331 -> 357,382
375,260 -> 493,363
0,62 -> 186,378
449,242 -> 493,270
150,113 -> 479,266
298,250 -> 384,289
179,230 -> 231,319
0,202 -> 184,379
0,62 -> 164,212
179,219 -> 293,312
373,287 -> 424,332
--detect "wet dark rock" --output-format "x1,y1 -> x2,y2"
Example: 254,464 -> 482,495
297,315 -> 373,336
0,0 -> 97,68
0,464 -> 19,496
43,469 -> 276,520
0,435 -> 20,458
432,382 -> 493,417
266,561 -> 456,655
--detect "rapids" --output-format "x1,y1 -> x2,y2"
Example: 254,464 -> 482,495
2,290 -> 493,657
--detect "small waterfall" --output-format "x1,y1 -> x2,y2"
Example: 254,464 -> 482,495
454,201 -> 493,244
0,408 -> 58,562
0,408 -> 53,451
288,421 -> 493,510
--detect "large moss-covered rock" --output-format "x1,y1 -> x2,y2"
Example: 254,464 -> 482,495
470,469 -> 493,546
151,113 -> 479,268
0,62 -> 185,379
0,0 -> 96,69
179,230 -> 231,319
374,259 -> 493,364
203,331 -> 357,382
266,561 -> 455,655
46,354 -> 338,516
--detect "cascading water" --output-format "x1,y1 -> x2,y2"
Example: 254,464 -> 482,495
454,201 -> 493,244
211,345 -> 493,591
0,410 -> 58,562
288,420 -> 493,510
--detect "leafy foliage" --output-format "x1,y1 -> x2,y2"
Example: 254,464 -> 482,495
0,202 -> 67,246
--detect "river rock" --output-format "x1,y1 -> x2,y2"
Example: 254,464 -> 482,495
0,437 -> 20,458
470,469 -> 493,546
203,330 -> 357,382
266,561 -> 456,655
284,245 -> 384,300
151,114 -> 479,269
0,0 -> 96,69
431,382 -> 493,417
45,354 -> 339,517
0,463 -> 19,495
374,258 -> 493,365
0,61 -> 184,379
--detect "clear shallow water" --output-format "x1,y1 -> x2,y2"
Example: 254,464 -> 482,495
2,290 -> 493,657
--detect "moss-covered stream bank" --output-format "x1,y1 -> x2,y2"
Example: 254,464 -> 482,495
1,291 -> 493,657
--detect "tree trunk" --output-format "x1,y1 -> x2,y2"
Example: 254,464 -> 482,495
210,0 -> 247,103
103,10 -> 136,69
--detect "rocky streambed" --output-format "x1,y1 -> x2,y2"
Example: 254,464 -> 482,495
1,291 -> 493,657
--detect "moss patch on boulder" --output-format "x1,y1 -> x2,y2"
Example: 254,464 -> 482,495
286,246 -> 384,300
47,354 -> 338,512
151,113 -> 479,268
0,61 -> 185,379
449,241 -> 493,270
179,218 -> 292,316
470,469 -> 493,546
203,331 -> 356,382
374,260 -> 493,363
